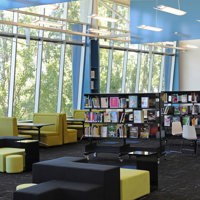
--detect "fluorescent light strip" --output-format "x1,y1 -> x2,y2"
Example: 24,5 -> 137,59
88,14 -> 117,22
88,28 -> 110,35
33,20 -> 63,28
154,5 -> 186,16
137,25 -> 163,32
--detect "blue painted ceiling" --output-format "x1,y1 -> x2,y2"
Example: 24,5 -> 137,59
0,0 -> 75,10
130,0 -> 200,44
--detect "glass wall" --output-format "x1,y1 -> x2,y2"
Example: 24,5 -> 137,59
61,44 -> 73,116
0,0 -> 176,118
0,37 -> 12,116
13,39 -> 37,119
99,48 -> 109,93
125,51 -> 137,93
40,42 -> 61,113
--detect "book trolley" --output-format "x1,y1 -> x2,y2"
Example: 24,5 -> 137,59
83,93 -> 162,161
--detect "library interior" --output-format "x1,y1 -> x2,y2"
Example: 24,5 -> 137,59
1,0 -> 200,200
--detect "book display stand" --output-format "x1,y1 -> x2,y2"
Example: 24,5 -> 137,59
161,91 -> 200,138
83,93 -> 161,161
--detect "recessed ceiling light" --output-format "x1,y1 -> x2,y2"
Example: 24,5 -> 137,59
154,5 -> 186,16
137,25 -> 163,32
33,20 -> 63,28
88,14 -> 117,23
88,28 -> 110,35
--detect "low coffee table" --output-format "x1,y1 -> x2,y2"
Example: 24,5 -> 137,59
14,140 -> 39,171
128,151 -> 158,191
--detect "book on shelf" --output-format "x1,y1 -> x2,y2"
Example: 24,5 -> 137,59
172,94 -> 179,103
180,105 -> 188,115
120,98 -> 127,108
181,94 -> 187,103
107,124 -> 117,137
191,117 -> 198,126
191,105 -> 199,115
92,125 -> 100,137
172,116 -> 181,122
164,106 -> 174,115
141,97 -> 149,108
134,110 -> 144,123
129,126 -> 139,138
90,80 -> 94,90
143,109 -> 148,119
168,95 -> 172,102
182,116 -> 190,125
92,97 -> 100,108
84,96 -> 92,108
162,93 -> 168,103
84,126 -> 91,137
109,97 -> 119,108
140,127 -> 150,139
117,124 -> 124,138
173,106 -> 180,115
129,95 -> 138,108
84,111 -> 90,122
149,98 -> 155,107
101,126 -> 107,137
119,112 -> 125,123
100,97 -> 108,108
164,115 -> 171,126
110,111 -> 119,123
147,110 -> 157,121
103,111 -> 111,122
91,70 -> 95,79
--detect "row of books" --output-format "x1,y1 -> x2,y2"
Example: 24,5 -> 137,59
84,125 -> 126,138
163,105 -> 200,115
84,96 -> 157,109
164,115 -> 200,126
162,92 -> 200,103
84,110 -> 158,123
84,124 -> 158,139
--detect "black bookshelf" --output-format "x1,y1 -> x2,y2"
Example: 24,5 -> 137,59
90,39 -> 100,93
83,93 -> 162,161
161,91 -> 200,138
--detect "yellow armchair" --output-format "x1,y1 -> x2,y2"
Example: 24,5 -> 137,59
0,117 -> 31,139
61,113 -> 77,144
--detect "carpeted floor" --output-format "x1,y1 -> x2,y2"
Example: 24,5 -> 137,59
1,139 -> 200,200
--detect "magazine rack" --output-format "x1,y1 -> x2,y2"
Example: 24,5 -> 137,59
161,91 -> 200,139
84,93 -> 161,161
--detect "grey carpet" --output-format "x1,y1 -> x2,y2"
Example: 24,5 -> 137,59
1,139 -> 200,200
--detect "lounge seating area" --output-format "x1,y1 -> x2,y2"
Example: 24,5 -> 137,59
13,156 -> 150,200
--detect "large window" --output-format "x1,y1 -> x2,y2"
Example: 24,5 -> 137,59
0,0 -> 176,118
61,44 -> 73,116
110,50 -> 123,93
13,39 -> 37,119
99,48 -> 109,93
125,51 -> 137,93
40,42 -> 61,112
0,37 -> 12,116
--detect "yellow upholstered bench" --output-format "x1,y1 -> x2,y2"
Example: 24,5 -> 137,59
120,168 -> 150,200
0,148 -> 25,172
6,154 -> 23,173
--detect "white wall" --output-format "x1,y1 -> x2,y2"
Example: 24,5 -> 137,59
179,39 -> 200,90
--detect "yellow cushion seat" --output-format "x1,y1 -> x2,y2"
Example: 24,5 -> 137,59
16,183 -> 37,190
0,148 -> 25,172
6,154 -> 24,173
120,168 -> 150,200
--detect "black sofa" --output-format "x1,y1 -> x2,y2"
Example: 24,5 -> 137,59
13,156 -> 120,200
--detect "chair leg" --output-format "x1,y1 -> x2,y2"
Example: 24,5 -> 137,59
194,140 -> 198,155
